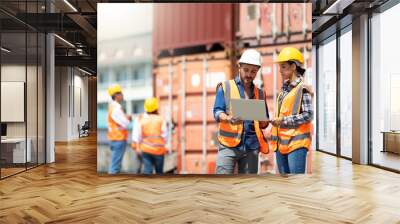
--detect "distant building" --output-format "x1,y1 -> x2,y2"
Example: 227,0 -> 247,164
97,32 -> 153,144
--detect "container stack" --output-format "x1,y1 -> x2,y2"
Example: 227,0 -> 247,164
153,4 -> 236,174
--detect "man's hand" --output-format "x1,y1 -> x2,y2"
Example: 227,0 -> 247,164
270,118 -> 283,127
228,115 -> 242,124
219,113 -> 242,124
131,142 -> 142,155
126,114 -> 132,121
259,120 -> 270,129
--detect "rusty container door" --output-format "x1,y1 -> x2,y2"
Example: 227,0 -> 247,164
154,51 -> 232,174
153,4 -> 235,57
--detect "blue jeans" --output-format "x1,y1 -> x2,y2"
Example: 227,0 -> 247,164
141,152 -> 164,174
108,140 -> 127,174
275,148 -> 307,174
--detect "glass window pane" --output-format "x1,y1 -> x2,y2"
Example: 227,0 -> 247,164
318,36 -> 337,154
38,32 -> 45,165
340,29 -> 352,158
371,3 -> 400,171
27,31 -> 38,169
1,30 -> 28,177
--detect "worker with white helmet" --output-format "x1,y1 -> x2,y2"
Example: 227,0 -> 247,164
131,97 -> 168,174
107,84 -> 132,174
270,47 -> 313,174
213,49 -> 270,174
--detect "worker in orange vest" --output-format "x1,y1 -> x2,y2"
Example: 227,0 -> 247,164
213,49 -> 270,174
107,84 -> 132,174
270,47 -> 314,174
131,97 -> 168,174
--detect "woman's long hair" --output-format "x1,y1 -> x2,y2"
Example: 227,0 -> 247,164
288,61 -> 306,77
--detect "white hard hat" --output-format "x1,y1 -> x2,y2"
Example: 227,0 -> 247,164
239,49 -> 261,67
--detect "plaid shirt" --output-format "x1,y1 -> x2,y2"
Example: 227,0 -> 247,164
278,77 -> 313,127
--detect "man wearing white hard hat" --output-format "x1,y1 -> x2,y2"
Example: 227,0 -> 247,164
213,49 -> 270,174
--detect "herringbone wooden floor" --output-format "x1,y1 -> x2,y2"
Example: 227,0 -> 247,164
1,135 -> 400,223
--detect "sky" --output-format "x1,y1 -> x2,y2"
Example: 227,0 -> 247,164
97,3 -> 153,42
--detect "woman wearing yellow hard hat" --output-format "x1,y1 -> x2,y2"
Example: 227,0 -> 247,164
269,47 -> 313,174
131,97 -> 168,174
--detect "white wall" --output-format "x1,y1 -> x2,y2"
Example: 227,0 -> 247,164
55,67 -> 89,141
1,65 -> 29,138
1,64 -> 46,164
55,67 -> 68,141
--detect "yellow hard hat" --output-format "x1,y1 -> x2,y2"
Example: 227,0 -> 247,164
275,47 -> 304,65
108,84 -> 122,96
144,97 -> 159,113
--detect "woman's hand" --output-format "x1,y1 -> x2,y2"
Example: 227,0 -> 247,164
303,84 -> 314,97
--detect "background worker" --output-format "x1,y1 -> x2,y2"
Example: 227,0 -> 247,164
213,49 -> 270,174
131,97 -> 168,174
270,47 -> 313,174
107,84 -> 132,174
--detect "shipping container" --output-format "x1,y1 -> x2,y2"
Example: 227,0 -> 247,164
154,51 -> 233,174
155,51 -> 233,98
238,4 -> 281,40
153,4 -> 236,57
185,151 -> 217,174
238,3 -> 312,47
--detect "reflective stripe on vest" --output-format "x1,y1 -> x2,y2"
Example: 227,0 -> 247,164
270,132 -> 311,145
107,105 -> 128,141
217,79 -> 269,154
270,81 -> 312,154
139,114 -> 166,156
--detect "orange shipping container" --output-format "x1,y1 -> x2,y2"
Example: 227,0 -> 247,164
288,4 -> 308,33
239,4 -> 281,39
155,51 -> 233,98
185,151 -> 217,174
239,3 -> 311,41
184,124 -> 218,151
154,51 -> 233,174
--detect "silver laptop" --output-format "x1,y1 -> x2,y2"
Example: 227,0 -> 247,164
231,98 -> 269,121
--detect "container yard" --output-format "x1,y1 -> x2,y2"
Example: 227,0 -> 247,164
152,3 -> 312,174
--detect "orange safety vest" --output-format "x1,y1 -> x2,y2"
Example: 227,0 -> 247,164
107,103 -> 128,141
270,81 -> 312,154
217,80 -> 269,154
137,114 -> 166,156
